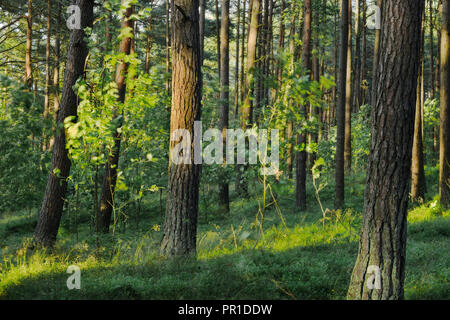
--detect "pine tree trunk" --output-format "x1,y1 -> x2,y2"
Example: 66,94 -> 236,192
353,0 -> 361,111
215,0 -> 221,77
344,0 -> 352,172
53,2 -> 62,122
199,0 -> 206,65
440,0 -> 450,209
411,12 -> 426,202
371,0 -> 383,106
145,0 -> 154,74
25,0 -> 33,89
33,0 -> 94,248
166,0 -> 171,92
347,0 -> 424,300
44,0 -> 52,119
234,0 -> 240,116
335,0 -> 349,209
161,0 -> 202,256
218,0 -> 230,213
97,2 -> 134,233
237,0 -> 260,196
430,0 -> 435,98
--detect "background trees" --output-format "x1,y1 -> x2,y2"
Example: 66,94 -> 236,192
0,0 -> 448,300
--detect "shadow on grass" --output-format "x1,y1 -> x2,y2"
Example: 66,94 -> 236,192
1,217 -> 448,300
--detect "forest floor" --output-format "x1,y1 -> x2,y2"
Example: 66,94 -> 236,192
0,170 -> 449,300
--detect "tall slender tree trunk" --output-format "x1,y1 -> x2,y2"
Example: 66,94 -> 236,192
238,0 -> 247,115
33,0 -> 94,248
335,0 -> 349,209
286,10 -> 295,180
161,0 -> 202,256
234,0 -> 240,116
429,0 -> 435,98
199,0 -> 206,65
145,0 -> 154,74
344,0 -> 352,172
44,0 -> 52,119
347,0 -> 424,300
440,0 -> 450,209
97,2 -> 134,233
371,0 -> 383,106
25,0 -> 33,90
166,0 -> 171,92
361,0 -> 367,105
411,11 -> 426,202
219,0 -> 230,213
353,0 -> 361,111
296,0 -> 311,211
276,0 -> 285,92
215,0 -> 221,76
237,0 -> 260,196
53,2 -> 62,122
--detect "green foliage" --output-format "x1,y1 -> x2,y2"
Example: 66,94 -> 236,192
0,77 -> 48,213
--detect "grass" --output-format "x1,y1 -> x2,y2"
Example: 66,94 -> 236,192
0,171 -> 449,300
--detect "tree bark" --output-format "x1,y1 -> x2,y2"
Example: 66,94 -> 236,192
295,0 -> 311,211
335,0 -> 349,209
215,0 -> 221,77
237,0 -> 260,196
219,0 -> 230,213
371,0 -> 383,106
161,0 -> 202,256
347,0 -> 424,300
44,0 -> 52,119
97,2 -> 134,233
344,0 -> 352,172
25,0 -> 33,90
53,2 -> 62,122
440,0 -> 450,209
145,0 -> 154,74
166,0 -> 171,92
33,0 -> 94,248
411,11 -> 426,202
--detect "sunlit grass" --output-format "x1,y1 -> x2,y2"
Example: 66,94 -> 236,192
0,183 -> 448,299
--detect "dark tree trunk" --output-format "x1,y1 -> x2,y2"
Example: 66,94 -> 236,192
440,0 -> 450,209
199,0 -> 206,65
344,0 -> 352,172
237,0 -> 260,196
166,0 -> 171,92
97,2 -> 134,233
218,0 -> 230,213
335,0 -> 349,209
296,0 -> 311,211
161,0 -> 202,257
53,2 -> 62,122
215,0 -> 221,76
234,0 -> 240,116
347,0 -> 424,300
33,0 -> 94,248
353,0 -> 361,111
285,10 -> 295,180
44,0 -> 51,119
